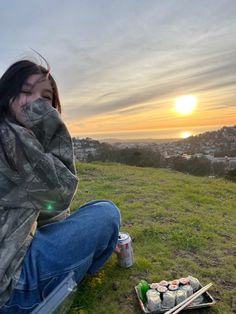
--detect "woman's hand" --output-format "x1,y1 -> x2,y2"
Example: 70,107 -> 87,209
9,95 -> 28,126
114,244 -> 120,255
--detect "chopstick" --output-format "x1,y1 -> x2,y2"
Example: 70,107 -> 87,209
164,282 -> 213,314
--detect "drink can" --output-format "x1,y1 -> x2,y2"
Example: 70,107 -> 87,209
117,232 -> 133,267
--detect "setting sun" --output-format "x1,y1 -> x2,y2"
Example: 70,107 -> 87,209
181,131 -> 192,138
175,95 -> 197,115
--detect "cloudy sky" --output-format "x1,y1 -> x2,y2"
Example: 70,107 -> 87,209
0,0 -> 236,139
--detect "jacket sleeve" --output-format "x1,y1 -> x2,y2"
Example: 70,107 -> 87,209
1,99 -> 78,226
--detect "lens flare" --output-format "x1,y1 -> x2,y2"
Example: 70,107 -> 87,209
46,202 -> 54,212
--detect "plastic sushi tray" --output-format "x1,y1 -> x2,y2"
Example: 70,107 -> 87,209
135,280 -> 216,313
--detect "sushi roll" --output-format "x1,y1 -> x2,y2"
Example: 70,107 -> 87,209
159,280 -> 169,287
170,279 -> 179,286
168,284 -> 178,291
162,290 -> 176,309
157,285 -> 168,294
149,282 -> 159,290
179,277 -> 189,285
180,284 -> 193,297
176,289 -> 187,305
191,294 -> 204,305
187,275 -> 200,292
146,289 -> 161,312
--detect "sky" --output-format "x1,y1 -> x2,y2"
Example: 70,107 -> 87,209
0,0 -> 236,140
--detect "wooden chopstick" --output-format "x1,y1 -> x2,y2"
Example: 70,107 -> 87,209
164,283 -> 213,314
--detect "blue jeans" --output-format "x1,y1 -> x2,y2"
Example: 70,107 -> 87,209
0,200 -> 121,314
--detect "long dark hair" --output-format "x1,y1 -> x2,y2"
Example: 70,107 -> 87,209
0,59 -> 61,121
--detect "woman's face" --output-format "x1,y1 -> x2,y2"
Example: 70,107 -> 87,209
10,74 -> 53,123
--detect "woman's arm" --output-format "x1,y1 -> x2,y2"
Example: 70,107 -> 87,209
0,99 -> 78,226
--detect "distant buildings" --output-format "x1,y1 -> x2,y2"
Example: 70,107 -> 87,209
72,125 -> 236,170
72,137 -> 99,161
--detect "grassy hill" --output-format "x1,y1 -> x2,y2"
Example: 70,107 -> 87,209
67,162 -> 236,314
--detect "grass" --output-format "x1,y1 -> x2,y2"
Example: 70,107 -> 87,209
67,162 -> 236,314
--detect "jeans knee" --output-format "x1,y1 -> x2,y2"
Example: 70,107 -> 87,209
98,200 -> 121,229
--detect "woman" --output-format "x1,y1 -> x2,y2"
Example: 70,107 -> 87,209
0,59 -> 121,313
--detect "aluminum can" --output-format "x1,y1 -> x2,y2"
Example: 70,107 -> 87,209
117,232 -> 133,267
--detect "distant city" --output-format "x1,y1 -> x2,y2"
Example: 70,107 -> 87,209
75,124 -> 228,144
72,125 -> 236,169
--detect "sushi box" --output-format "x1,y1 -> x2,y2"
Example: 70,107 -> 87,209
134,282 -> 216,313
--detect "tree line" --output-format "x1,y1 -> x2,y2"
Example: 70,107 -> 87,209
86,143 -> 235,181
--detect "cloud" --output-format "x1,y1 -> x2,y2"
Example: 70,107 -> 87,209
0,0 -> 236,138
63,48 -> 236,120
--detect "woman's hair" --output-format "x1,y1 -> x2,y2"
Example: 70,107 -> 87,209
0,59 -> 61,120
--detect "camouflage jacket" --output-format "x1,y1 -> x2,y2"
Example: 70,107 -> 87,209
0,99 -> 78,306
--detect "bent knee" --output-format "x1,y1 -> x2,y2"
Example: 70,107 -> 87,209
96,200 -> 121,228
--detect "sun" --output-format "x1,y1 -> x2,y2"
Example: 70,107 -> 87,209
181,131 -> 192,139
175,95 -> 197,115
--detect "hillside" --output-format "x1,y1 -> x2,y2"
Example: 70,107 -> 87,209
170,125 -> 236,156
72,125 -> 236,162
68,162 -> 236,314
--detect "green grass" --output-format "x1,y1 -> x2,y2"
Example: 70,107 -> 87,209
67,162 -> 236,314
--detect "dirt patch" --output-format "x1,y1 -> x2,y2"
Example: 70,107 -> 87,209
216,230 -> 232,240
117,291 -> 136,313
223,248 -> 236,256
151,216 -> 177,224
214,278 -> 236,290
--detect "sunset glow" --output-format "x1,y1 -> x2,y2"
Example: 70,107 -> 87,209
1,2 -> 235,140
181,131 -> 192,139
175,95 -> 197,115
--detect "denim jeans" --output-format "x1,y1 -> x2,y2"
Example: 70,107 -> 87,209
0,200 -> 121,314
